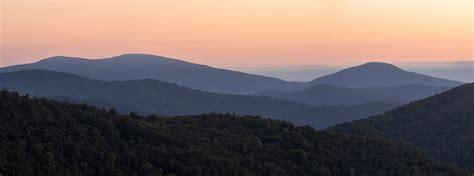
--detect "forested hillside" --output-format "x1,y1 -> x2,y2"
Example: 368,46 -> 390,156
0,90 -> 468,176
329,83 -> 474,171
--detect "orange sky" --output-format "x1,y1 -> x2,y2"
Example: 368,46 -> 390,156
1,0 -> 472,67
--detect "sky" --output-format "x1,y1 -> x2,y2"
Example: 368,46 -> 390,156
1,0 -> 472,67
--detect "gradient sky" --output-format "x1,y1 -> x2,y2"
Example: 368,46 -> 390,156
1,0 -> 472,67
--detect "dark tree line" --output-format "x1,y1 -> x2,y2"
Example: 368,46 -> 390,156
0,90 -> 468,176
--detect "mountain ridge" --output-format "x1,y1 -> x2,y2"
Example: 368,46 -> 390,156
1,54 -> 301,94
0,54 -> 462,94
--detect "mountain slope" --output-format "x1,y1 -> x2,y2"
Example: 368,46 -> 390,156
0,90 -> 468,176
329,83 -> 474,171
307,62 -> 463,88
0,70 -> 400,129
258,84 -> 451,106
0,54 -> 302,94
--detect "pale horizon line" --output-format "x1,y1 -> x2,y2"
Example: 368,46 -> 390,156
1,52 -> 472,69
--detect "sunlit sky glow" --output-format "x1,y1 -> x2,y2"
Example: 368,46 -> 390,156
1,0 -> 472,67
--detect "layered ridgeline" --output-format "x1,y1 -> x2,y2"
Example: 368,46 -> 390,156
329,84 -> 474,171
0,54 -> 301,94
0,54 -> 462,94
0,70 -> 399,129
259,84 -> 451,106
0,90 -> 468,176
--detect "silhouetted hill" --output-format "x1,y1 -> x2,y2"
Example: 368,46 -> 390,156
329,84 -> 474,171
0,54 -> 301,94
307,62 -> 462,88
0,70 -> 400,129
259,84 -> 451,106
0,90 -> 468,175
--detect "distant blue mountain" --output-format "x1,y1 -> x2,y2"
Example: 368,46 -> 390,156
0,54 -> 302,94
307,62 -> 463,88
0,54 -> 462,94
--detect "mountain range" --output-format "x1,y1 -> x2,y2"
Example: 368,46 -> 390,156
0,90 -> 468,175
0,54 -> 463,94
0,70 -> 400,129
0,54 -> 299,94
329,83 -> 474,171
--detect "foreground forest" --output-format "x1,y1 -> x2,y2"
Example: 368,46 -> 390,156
0,90 -> 468,176
329,83 -> 474,171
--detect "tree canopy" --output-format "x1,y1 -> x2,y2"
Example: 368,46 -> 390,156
329,83 -> 474,171
0,90 -> 468,176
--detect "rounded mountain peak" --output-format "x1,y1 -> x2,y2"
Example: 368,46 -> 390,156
117,53 -> 162,58
111,53 -> 193,64
37,56 -> 87,64
341,62 -> 405,74
357,62 -> 401,69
